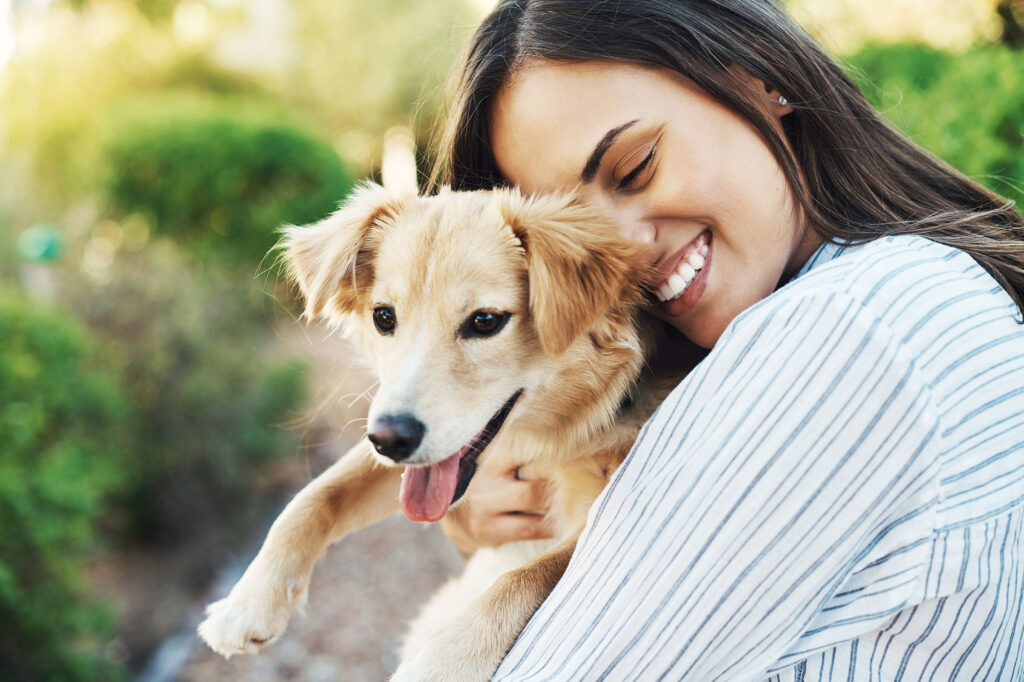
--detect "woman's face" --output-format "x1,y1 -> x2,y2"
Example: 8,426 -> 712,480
491,60 -> 820,348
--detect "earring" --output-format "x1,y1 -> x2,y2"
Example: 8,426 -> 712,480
777,95 -> 788,106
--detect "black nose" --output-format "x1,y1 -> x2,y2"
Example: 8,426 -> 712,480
367,414 -> 426,462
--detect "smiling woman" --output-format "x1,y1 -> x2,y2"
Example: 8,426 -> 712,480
491,61 -> 817,348
432,0 -> 1024,679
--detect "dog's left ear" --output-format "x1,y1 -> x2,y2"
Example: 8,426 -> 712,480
499,190 -> 649,356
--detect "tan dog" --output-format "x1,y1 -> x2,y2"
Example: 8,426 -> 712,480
197,179 -> 686,680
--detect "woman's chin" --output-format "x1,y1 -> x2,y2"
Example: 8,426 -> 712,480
655,306 -> 727,351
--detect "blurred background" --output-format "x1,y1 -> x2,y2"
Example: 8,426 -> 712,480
0,0 -> 1021,680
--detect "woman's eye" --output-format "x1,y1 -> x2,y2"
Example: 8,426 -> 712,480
373,306 -> 396,335
460,311 -> 510,339
616,145 -> 657,191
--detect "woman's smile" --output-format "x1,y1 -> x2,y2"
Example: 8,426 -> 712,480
654,229 -> 711,315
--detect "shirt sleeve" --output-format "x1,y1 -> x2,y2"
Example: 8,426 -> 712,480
494,291 -> 943,681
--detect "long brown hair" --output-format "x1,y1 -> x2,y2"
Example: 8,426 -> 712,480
431,0 -> 1024,318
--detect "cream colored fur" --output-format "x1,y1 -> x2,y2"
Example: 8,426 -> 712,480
399,539 -> 559,663
197,177 -> 684,680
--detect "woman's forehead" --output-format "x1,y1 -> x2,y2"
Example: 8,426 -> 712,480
490,60 -> 704,192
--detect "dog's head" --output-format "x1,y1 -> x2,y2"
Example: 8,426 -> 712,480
281,184 -> 647,522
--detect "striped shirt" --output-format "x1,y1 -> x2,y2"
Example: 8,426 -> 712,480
494,235 -> 1024,681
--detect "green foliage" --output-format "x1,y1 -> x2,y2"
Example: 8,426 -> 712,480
848,42 -> 1024,206
848,42 -> 953,92
0,294 -> 127,682
99,93 -> 354,264
65,244 -> 307,541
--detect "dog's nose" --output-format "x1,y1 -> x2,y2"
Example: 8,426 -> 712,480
367,414 -> 426,462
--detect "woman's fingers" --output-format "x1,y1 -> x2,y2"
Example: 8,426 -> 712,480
440,461 -> 556,554
481,476 -> 550,516
484,512 -> 555,544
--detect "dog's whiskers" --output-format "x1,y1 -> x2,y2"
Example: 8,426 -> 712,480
348,381 -> 379,409
342,416 -> 369,433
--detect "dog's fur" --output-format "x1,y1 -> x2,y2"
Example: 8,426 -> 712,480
197,179 -> 687,680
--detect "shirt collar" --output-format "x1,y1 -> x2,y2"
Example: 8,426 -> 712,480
792,239 -> 848,281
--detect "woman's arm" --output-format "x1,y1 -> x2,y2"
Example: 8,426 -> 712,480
494,291 -> 942,681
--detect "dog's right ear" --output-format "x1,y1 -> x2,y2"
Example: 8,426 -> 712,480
279,182 -> 404,321
499,189 -> 650,356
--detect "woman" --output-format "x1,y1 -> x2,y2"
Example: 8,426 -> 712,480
435,0 -> 1024,679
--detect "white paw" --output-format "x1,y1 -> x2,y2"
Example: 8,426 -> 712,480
197,575 -> 308,658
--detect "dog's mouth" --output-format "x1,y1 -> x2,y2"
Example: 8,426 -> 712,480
399,389 -> 523,523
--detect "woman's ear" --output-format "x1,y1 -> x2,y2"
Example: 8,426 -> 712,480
279,182 -> 404,321
499,189 -> 650,356
729,65 -> 793,118
764,83 -> 794,117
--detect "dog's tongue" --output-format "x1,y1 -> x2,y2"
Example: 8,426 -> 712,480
400,451 -> 461,523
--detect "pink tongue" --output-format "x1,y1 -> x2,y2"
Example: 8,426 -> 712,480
400,451 -> 462,522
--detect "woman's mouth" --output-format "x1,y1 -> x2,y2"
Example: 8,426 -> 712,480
655,231 -> 711,315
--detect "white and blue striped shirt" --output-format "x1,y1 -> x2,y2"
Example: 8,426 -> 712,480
495,235 -> 1024,681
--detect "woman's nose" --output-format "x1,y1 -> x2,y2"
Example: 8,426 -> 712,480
606,202 -> 657,249
599,198 -> 656,245
581,188 -> 658,248
619,218 -> 656,245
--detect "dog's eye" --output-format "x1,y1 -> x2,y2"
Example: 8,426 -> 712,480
373,306 -> 396,335
460,311 -> 510,339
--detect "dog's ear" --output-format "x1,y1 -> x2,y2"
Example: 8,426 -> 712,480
499,189 -> 649,356
280,182 -> 403,321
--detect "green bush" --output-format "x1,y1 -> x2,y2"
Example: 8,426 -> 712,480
99,93 -> 354,264
65,244 -> 307,541
0,293 -> 127,682
848,42 -> 1024,206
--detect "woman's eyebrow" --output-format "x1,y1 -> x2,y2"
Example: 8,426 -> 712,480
581,118 -> 641,183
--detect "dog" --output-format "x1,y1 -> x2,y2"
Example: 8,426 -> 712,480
197,170 -> 691,679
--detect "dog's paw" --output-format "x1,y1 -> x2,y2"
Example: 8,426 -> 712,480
197,576 -> 308,658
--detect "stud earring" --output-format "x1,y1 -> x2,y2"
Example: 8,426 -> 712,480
778,95 -> 788,106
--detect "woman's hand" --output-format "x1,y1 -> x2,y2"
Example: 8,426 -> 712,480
441,455 -> 554,556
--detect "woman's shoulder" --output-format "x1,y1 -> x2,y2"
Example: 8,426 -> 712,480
776,234 -> 1019,334
725,233 -> 1023,391
796,234 -> 1002,304
716,234 -> 1023,532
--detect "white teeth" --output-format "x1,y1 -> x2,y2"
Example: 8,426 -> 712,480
662,267 -> 695,301
656,234 -> 711,303
667,273 -> 686,295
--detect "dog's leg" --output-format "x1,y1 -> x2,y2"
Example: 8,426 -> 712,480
198,440 -> 400,657
392,536 -> 577,682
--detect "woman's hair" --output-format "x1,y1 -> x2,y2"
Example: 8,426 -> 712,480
431,0 -> 1024,317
